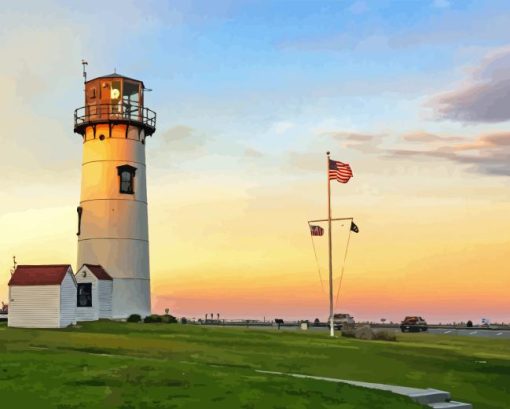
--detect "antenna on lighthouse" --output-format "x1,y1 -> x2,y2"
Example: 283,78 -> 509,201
81,59 -> 88,83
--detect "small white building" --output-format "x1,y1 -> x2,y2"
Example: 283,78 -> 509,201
75,264 -> 113,321
8,264 -> 76,328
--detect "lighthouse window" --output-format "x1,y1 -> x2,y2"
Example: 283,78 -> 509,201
117,165 -> 137,194
120,171 -> 133,193
76,206 -> 83,236
77,283 -> 92,307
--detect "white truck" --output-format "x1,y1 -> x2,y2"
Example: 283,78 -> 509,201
331,313 -> 355,330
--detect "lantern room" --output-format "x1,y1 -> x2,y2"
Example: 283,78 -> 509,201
74,73 -> 156,137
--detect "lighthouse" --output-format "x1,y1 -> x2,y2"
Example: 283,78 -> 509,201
74,72 -> 156,319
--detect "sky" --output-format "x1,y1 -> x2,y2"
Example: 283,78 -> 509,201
0,0 -> 509,323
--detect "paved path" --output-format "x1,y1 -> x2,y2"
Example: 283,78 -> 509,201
256,369 -> 472,409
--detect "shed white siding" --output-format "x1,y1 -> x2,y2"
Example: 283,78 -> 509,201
8,285 -> 60,328
60,272 -> 77,327
75,265 -> 113,321
75,271 -> 98,321
98,280 -> 113,319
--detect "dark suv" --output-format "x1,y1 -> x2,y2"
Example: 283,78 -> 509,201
400,316 -> 428,332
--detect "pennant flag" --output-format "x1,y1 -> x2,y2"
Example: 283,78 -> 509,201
310,225 -> 324,236
329,159 -> 353,183
350,221 -> 359,233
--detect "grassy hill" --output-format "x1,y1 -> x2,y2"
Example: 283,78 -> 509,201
0,321 -> 508,408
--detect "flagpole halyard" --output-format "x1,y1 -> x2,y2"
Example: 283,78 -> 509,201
327,152 -> 335,337
335,228 -> 352,308
308,221 -> 326,293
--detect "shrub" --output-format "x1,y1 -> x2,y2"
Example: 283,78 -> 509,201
143,314 -> 163,323
373,329 -> 397,342
342,322 -> 356,331
127,314 -> 141,323
341,325 -> 397,342
467,320 -> 473,328
341,328 -> 356,338
355,325 -> 375,340
180,317 -> 188,324
161,314 -> 177,324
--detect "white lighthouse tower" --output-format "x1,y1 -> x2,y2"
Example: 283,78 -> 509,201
74,72 -> 156,319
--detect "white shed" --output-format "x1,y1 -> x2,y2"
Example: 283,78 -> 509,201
8,264 -> 76,328
75,264 -> 113,321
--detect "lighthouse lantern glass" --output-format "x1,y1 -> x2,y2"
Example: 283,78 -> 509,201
111,80 -> 121,114
123,81 -> 141,120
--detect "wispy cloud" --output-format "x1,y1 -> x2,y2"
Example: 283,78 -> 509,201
160,125 -> 210,152
388,131 -> 510,176
244,147 -> 264,158
321,130 -> 383,154
402,131 -> 465,144
430,46 -> 510,123
319,127 -> 510,177
270,121 -> 295,135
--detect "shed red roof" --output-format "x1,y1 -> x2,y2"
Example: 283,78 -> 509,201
82,264 -> 113,281
8,265 -> 72,286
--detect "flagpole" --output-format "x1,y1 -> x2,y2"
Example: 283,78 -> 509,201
327,151 -> 334,337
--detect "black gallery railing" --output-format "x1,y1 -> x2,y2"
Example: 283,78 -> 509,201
74,103 -> 156,131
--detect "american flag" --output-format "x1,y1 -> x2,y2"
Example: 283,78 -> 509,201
329,159 -> 353,183
310,225 -> 324,236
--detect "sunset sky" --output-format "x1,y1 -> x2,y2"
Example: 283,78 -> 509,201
1,0 -> 509,323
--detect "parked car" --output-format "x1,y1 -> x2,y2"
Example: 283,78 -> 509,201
400,316 -> 428,332
330,313 -> 355,330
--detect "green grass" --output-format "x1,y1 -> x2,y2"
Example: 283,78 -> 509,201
0,321 -> 509,408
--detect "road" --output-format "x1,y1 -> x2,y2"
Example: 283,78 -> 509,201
427,328 -> 510,339
203,324 -> 510,338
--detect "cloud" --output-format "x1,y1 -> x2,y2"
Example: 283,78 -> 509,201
319,127 -> 510,177
324,131 -> 375,142
160,125 -> 209,151
244,148 -> 264,158
388,131 -> 510,176
402,131 -> 464,143
270,121 -> 295,135
453,132 -> 510,151
321,131 -> 382,153
431,47 -> 510,123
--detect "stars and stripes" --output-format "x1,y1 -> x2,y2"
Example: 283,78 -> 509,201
329,159 -> 353,183
310,225 -> 324,236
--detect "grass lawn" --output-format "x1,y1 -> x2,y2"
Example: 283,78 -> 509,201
0,322 -> 508,408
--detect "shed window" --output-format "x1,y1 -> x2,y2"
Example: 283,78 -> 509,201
77,283 -> 92,307
117,165 -> 137,194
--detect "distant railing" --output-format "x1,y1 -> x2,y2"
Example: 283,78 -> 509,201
74,103 -> 156,134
